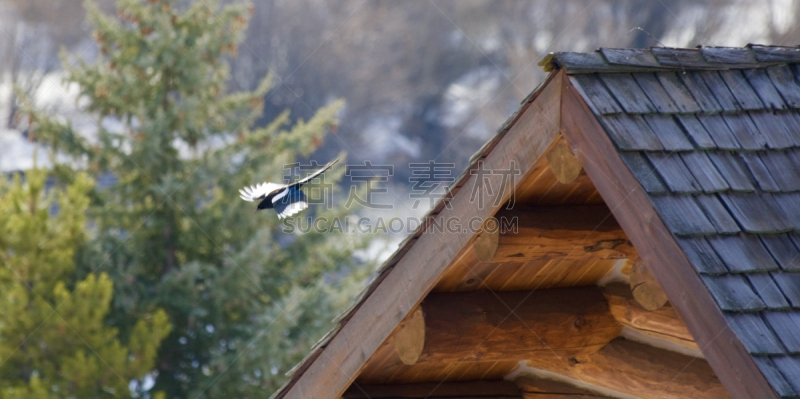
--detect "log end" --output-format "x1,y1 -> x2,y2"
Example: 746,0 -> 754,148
394,308 -> 425,365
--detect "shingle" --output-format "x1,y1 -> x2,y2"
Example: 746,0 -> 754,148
774,193 -> 800,230
779,112 -> 800,146
750,44 -> 800,63
740,152 -> 782,192
772,355 -> 800,393
699,71 -> 741,112
764,312 -> 800,353
748,273 -> 791,309
572,74 -> 623,114
707,151 -> 755,192
788,148 -> 800,169
752,357 -> 796,398
600,114 -> 663,150
701,47 -> 758,64
784,114 -> 800,141
679,72 -> 723,113
655,72 -> 703,113
694,195 -> 739,233
646,153 -> 701,193
746,68 -> 789,110
722,113 -> 768,150
720,193 -> 794,233
697,114 -> 741,149
652,47 -> 710,69
677,115 -> 717,149
702,274 -> 765,311
759,151 -> 800,191
749,111 -> 797,149
680,153 -> 729,192
601,48 -> 663,67
651,195 -> 716,236
619,152 -> 667,194
772,271 -> 800,308
599,74 -> 657,114
766,65 -> 800,108
725,313 -> 786,354
546,52 -> 611,73
707,234 -> 779,273
761,234 -> 800,271
677,237 -> 729,275
633,73 -> 681,113
643,114 -> 695,151
720,70 -> 766,110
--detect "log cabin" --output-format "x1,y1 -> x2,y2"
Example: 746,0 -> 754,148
272,45 -> 800,399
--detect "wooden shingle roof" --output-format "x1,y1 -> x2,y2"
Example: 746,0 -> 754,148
565,46 -> 800,397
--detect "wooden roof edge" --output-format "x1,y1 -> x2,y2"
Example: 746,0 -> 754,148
560,75 -> 777,398
271,71 -> 565,399
540,44 -> 800,74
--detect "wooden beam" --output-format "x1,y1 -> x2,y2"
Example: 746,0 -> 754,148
489,205 -> 636,262
515,377 -> 613,398
277,69 -> 564,399
603,283 -> 698,352
545,136 -> 583,183
342,380 -> 522,398
525,338 -> 728,398
629,259 -> 668,311
562,75 -> 774,398
414,288 -> 621,364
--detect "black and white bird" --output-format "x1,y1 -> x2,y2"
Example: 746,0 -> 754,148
239,158 -> 339,219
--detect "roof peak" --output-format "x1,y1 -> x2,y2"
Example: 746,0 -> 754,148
540,44 -> 800,73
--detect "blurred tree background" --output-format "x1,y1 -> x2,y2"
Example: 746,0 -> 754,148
0,168 -> 170,398
0,0 -> 798,397
5,0 -> 372,397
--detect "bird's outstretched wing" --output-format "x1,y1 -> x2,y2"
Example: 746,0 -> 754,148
292,158 -> 340,187
274,189 -> 308,219
239,182 -> 285,202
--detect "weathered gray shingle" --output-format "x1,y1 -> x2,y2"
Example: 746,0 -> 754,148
753,357 -> 797,398
702,274 -> 765,311
772,272 -> 800,308
600,73 -> 657,113
572,74 -> 623,114
680,153 -> 729,192
651,195 -> 716,235
706,151 -> 755,192
646,153 -> 701,193
677,237 -> 729,275
600,114 -> 663,150
763,312 -> 800,354
618,152 -> 667,194
634,74 -> 681,113
719,70 -> 765,111
656,72 -> 703,113
706,234 -> 779,273
746,69 -> 789,110
748,273 -> 791,309
725,313 -> 786,354
761,234 -> 800,271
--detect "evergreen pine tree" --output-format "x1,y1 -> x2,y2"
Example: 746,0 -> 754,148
0,168 -> 171,398
25,0 -> 372,396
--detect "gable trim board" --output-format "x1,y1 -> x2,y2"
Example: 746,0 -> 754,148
273,46 -> 800,399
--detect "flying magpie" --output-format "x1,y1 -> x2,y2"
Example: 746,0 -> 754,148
239,158 -> 339,219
